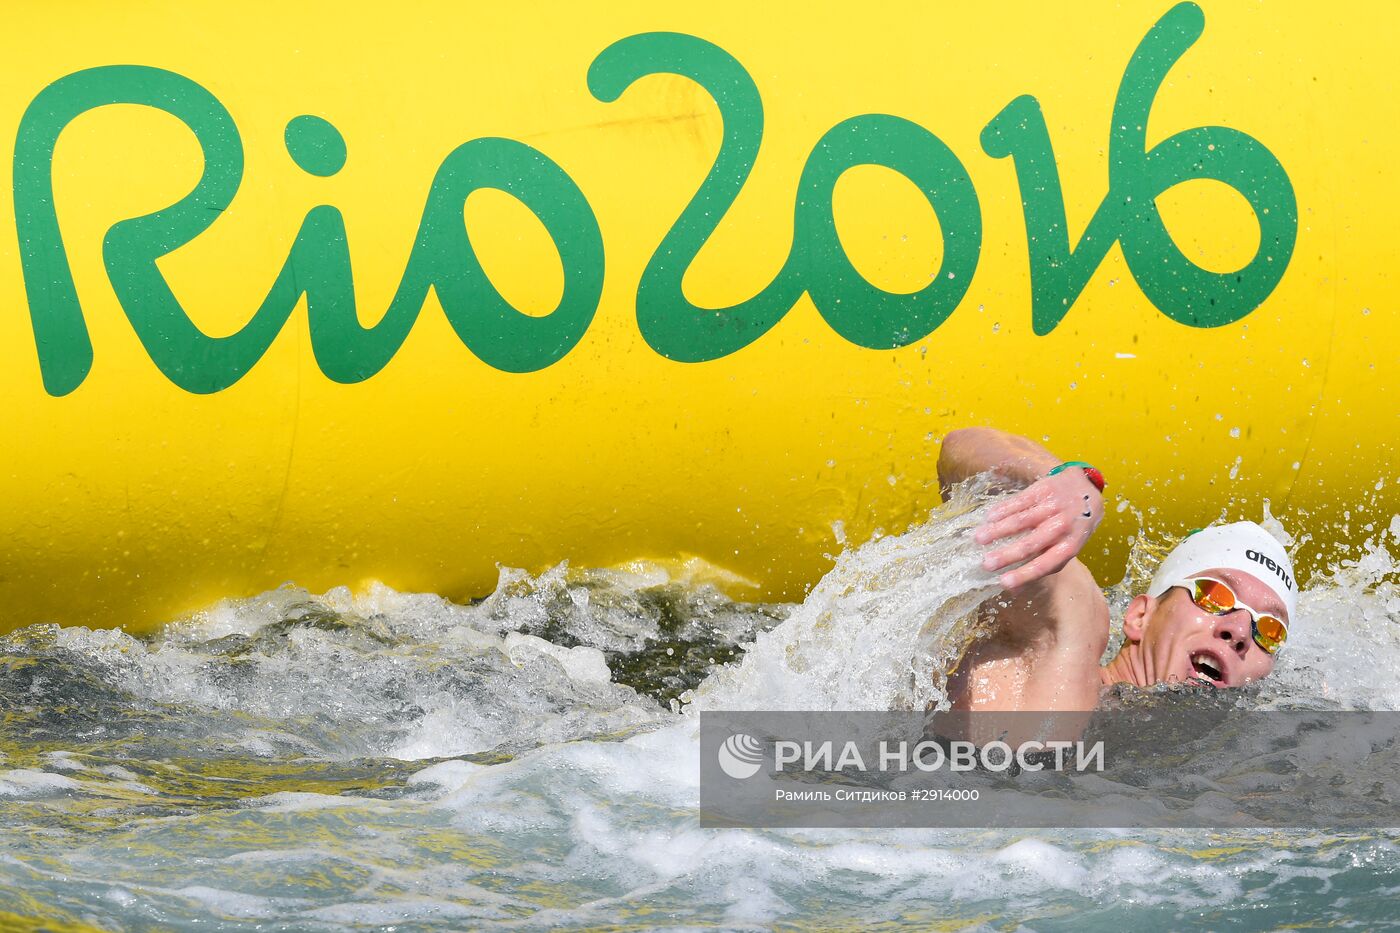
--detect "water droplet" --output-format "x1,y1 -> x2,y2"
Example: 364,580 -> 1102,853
831,520 -> 847,545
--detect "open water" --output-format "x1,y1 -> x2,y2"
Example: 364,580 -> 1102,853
3,480 -> 1399,930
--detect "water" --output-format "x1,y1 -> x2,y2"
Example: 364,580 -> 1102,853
3,481 -> 1400,930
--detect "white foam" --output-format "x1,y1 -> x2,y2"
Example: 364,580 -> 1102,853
990,838 -> 1089,889
245,791 -> 377,812
0,769 -> 81,797
406,759 -> 484,791
173,886 -> 311,920
41,751 -> 89,772
505,633 -> 612,685
99,765 -> 140,781
299,898 -> 492,924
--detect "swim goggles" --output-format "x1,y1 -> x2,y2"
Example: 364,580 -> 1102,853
1169,576 -> 1288,654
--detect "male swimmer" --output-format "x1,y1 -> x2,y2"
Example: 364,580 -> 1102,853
937,427 -> 1295,713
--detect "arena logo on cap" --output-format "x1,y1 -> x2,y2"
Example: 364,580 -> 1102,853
1246,549 -> 1294,591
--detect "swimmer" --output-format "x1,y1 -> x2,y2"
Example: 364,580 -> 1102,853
937,426 -> 1295,712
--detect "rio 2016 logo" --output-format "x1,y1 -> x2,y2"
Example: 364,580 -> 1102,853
14,2 -> 1294,397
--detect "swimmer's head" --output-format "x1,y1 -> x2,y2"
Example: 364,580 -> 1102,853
1109,522 -> 1296,689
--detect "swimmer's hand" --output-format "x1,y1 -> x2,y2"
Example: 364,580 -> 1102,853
973,469 -> 1104,589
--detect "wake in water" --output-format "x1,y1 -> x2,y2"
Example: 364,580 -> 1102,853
2,483 -> 1399,929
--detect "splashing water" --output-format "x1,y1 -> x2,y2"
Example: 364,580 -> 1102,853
694,476 -> 1000,711
2,483 -> 1399,930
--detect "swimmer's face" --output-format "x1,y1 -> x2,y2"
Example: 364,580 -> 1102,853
1124,568 -> 1285,689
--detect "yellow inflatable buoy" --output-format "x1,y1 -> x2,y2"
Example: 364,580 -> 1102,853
0,0 -> 1393,633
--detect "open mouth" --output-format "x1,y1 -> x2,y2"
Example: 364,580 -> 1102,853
1190,650 -> 1225,687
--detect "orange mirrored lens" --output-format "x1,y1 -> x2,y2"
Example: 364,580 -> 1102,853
1187,577 -> 1287,654
1255,615 -> 1288,652
1193,578 -> 1237,614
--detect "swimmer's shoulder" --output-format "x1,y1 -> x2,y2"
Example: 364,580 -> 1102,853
954,558 -> 1109,712
988,557 -> 1110,656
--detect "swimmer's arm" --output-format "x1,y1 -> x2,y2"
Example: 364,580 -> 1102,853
938,427 -> 1105,589
936,427 -> 1061,498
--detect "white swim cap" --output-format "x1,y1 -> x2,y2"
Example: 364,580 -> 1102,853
1146,521 -> 1297,624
